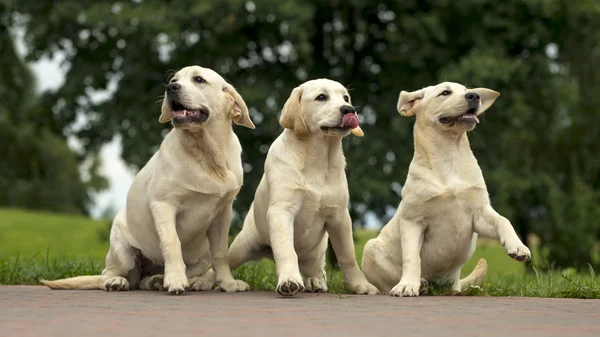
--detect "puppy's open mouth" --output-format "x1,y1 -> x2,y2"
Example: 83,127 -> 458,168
171,100 -> 209,124
320,113 -> 360,132
439,108 -> 479,124
320,126 -> 350,132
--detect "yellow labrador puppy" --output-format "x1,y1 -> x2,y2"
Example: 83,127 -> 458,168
362,82 -> 531,296
228,79 -> 378,297
42,66 -> 254,295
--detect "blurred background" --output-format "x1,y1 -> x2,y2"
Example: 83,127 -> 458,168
1,0 -> 599,275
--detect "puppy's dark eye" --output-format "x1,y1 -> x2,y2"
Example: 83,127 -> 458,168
343,95 -> 349,103
193,76 -> 206,84
438,90 -> 452,96
315,94 -> 328,101
170,78 -> 178,83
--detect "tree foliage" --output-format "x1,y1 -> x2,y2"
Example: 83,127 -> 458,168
0,3 -> 106,214
7,0 -> 600,269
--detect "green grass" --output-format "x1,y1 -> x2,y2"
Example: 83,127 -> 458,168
0,208 -> 109,260
1,208 -> 599,298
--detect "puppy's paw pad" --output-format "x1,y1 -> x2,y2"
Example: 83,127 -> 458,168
140,274 -> 165,291
303,276 -> 328,293
390,282 -> 420,297
419,278 -> 429,296
103,276 -> 129,292
218,279 -> 250,292
164,274 -> 189,295
351,282 -> 380,295
188,276 -> 215,291
505,244 -> 531,262
276,277 -> 305,297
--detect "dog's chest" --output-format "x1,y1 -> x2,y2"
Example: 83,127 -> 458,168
178,164 -> 241,197
403,176 -> 484,280
175,194 -> 225,238
403,166 -> 487,213
289,175 -> 347,251
415,178 -> 487,226
304,175 -> 348,216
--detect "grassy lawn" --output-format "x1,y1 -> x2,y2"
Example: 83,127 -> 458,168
1,208 -> 599,298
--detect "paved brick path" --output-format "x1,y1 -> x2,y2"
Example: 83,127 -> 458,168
1,286 -> 599,337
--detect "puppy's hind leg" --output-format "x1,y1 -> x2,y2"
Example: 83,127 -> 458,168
326,212 -> 379,295
140,254 -> 215,292
187,258 -> 215,291
299,235 -> 328,293
41,211 -> 137,291
362,239 -> 401,295
459,258 -> 488,290
457,234 -> 488,291
228,211 -> 267,271
102,244 -> 137,291
139,263 -> 167,291
99,211 -> 139,291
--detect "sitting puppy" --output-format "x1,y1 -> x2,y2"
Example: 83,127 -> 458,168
362,82 -> 531,296
42,66 -> 254,295
228,79 -> 378,297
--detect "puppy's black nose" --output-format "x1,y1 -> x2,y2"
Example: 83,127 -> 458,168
465,92 -> 480,102
167,83 -> 181,93
340,105 -> 356,115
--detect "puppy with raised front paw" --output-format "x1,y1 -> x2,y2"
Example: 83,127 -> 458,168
362,82 -> 530,297
228,79 -> 378,297
41,66 -> 254,295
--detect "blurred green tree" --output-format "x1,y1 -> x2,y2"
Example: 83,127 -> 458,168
0,4 -> 107,214
8,0 -> 600,269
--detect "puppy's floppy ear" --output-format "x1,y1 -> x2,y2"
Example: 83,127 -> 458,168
223,83 -> 255,129
470,88 -> 500,114
159,99 -> 172,123
397,89 -> 425,117
279,86 -> 308,137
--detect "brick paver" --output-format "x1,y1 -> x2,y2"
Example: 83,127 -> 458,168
1,286 -> 599,337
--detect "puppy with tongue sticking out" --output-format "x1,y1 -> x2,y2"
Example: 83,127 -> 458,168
316,100 -> 364,137
228,79 -> 379,298
340,113 -> 363,135
362,82 -> 531,298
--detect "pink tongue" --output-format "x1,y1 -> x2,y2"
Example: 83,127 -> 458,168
460,114 -> 480,124
339,113 -> 359,129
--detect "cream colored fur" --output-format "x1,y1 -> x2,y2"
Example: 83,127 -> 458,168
228,79 -> 378,297
362,82 -> 531,297
41,66 -> 254,294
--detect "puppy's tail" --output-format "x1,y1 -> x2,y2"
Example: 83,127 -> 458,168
459,258 -> 488,290
40,275 -> 104,290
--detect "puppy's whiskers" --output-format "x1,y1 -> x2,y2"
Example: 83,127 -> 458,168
165,69 -> 177,79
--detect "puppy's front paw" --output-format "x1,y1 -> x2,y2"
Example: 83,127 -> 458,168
218,279 -> 250,292
349,281 -> 380,295
390,281 -> 420,297
503,240 -> 531,262
304,276 -> 328,293
164,272 -> 189,295
103,276 -> 129,292
276,275 -> 305,297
